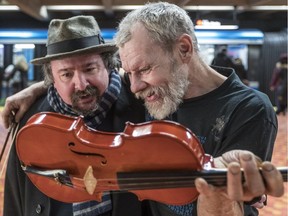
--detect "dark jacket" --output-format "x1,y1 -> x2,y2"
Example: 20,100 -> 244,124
3,79 -> 147,216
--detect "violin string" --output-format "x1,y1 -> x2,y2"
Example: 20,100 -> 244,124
35,167 -> 287,193
59,174 -> 229,183
51,167 -> 288,192
58,174 -> 228,191
114,177 -> 227,189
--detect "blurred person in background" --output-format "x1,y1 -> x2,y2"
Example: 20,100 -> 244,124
211,46 -> 236,69
4,55 -> 28,94
233,58 -> 249,85
270,53 -> 287,115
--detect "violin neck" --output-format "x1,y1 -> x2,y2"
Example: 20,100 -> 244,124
23,164 -> 287,192
117,167 -> 288,190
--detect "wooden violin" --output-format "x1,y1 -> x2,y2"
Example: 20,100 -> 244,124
16,112 -> 287,205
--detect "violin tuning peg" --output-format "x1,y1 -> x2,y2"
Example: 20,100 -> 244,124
83,165 -> 97,195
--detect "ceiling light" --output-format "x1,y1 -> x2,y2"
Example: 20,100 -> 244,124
238,5 -> 288,11
14,44 -> 35,49
195,25 -> 239,30
0,5 -> 19,10
195,20 -> 239,30
47,5 -> 104,11
184,6 -> 235,11
47,5 -> 145,11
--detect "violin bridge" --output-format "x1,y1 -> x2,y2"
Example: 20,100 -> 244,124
83,165 -> 97,195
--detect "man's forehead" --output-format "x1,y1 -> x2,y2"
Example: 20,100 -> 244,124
120,50 -> 149,72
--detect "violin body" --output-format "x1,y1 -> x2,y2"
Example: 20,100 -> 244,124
16,112 -> 211,205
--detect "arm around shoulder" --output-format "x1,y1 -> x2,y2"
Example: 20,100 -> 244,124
1,81 -> 47,129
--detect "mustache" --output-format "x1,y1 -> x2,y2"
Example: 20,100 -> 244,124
136,86 -> 157,99
71,85 -> 99,102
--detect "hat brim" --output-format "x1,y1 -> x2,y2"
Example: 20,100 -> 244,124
31,43 -> 118,65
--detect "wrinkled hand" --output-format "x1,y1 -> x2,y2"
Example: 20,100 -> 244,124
1,81 -> 46,129
1,92 -> 33,129
195,150 -> 284,216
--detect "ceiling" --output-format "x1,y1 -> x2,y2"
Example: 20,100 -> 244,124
0,0 -> 287,32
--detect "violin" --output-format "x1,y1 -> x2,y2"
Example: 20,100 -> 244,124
16,112 -> 287,205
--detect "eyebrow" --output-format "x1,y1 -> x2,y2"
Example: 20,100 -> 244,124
57,62 -> 100,72
57,68 -> 70,74
127,64 -> 151,74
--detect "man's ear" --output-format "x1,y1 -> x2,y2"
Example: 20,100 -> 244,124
177,34 -> 193,63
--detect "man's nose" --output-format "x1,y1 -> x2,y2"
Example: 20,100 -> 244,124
73,72 -> 89,91
129,74 -> 147,94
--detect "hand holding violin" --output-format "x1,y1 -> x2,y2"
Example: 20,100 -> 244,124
16,112 -> 286,213
196,150 -> 284,216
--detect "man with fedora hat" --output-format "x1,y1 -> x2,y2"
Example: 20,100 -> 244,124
3,15 -> 146,216
2,4 -> 285,216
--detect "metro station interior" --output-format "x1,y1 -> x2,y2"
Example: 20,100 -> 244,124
0,1 -> 287,215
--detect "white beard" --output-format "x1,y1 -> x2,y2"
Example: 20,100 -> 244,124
136,61 -> 189,120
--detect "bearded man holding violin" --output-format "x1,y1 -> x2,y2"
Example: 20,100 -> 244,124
1,2 -> 285,216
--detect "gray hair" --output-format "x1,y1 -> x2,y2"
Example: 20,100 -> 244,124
114,2 -> 199,53
42,52 -> 120,86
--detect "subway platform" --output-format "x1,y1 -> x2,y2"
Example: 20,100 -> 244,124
0,112 -> 286,216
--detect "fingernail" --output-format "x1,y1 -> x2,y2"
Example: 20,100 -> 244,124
242,152 -> 252,161
230,165 -> 240,175
262,163 -> 274,171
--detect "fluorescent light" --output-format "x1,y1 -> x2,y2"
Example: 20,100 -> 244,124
238,5 -> 288,11
184,6 -> 235,11
40,6 -> 48,18
0,31 -> 34,38
14,44 -> 35,49
195,20 -> 238,30
240,32 -> 264,38
0,5 -> 19,11
112,5 -> 144,10
47,5 -> 104,11
1,4 -> 287,12
195,25 -> 239,30
47,5 -> 144,11
195,29 -> 264,45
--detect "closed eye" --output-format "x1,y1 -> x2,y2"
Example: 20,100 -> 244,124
124,65 -> 153,78
139,66 -> 152,75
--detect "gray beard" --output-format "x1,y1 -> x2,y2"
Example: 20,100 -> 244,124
136,64 -> 189,120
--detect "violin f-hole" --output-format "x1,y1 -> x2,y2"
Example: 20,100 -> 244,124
68,142 -> 108,166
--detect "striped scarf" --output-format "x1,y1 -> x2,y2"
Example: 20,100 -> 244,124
72,192 -> 112,216
47,69 -> 121,215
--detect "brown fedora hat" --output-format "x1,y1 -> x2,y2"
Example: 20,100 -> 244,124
31,15 -> 117,65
